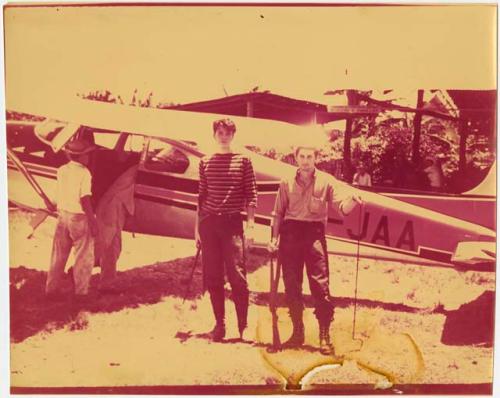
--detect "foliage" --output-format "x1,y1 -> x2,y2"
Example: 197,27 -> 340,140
6,111 -> 44,121
73,89 -> 496,193
249,107 -> 494,193
347,114 -> 463,190
77,89 -> 178,108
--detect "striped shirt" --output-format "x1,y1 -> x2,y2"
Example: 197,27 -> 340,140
198,153 -> 257,215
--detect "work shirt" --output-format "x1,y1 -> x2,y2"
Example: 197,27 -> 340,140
56,161 -> 92,214
198,152 -> 257,216
273,169 -> 351,227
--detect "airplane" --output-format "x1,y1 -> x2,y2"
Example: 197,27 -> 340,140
5,96 -> 496,273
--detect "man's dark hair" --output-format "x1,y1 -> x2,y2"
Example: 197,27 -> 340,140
213,118 -> 236,135
294,146 -> 319,157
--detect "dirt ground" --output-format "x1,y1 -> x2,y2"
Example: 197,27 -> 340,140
8,208 -> 495,392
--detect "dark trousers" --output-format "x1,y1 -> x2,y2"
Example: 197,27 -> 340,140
199,214 -> 249,329
279,220 -> 333,327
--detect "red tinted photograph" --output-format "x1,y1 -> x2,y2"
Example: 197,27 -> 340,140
3,2 -> 497,395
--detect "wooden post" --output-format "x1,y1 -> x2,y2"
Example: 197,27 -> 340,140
311,111 -> 317,124
246,100 -> 254,117
343,90 -> 357,181
459,119 -> 469,175
412,89 -> 424,164
343,118 -> 353,180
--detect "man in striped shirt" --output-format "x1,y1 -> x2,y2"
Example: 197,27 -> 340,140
196,118 -> 258,342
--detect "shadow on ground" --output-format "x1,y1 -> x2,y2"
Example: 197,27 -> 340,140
174,330 -> 320,354
10,251 -> 270,343
10,249 -> 493,348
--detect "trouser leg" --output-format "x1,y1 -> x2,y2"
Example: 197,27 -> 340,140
97,203 -> 126,286
69,214 -> 95,295
303,224 -> 334,355
46,217 -> 72,294
99,229 -> 120,286
279,222 -> 305,327
304,226 -> 333,328
200,216 -> 225,325
221,217 -> 248,333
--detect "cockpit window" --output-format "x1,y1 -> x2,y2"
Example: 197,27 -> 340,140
35,124 -> 65,143
144,139 -> 189,174
124,134 -> 145,153
93,131 -> 120,149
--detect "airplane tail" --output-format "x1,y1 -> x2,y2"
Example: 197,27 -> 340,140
464,162 -> 496,196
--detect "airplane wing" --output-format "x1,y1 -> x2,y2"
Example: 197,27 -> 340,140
5,120 -> 40,127
6,96 -> 329,152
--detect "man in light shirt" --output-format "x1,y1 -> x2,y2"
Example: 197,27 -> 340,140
45,139 -> 98,300
423,157 -> 443,191
352,163 -> 372,187
269,146 -> 361,355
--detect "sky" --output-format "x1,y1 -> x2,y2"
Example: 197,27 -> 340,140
3,4 -> 497,108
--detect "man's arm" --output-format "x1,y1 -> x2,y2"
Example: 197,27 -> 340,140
329,178 -> 362,217
195,159 -> 207,247
198,158 -> 208,210
243,157 -> 258,210
246,205 -> 255,228
271,217 -> 281,242
243,158 -> 258,242
80,169 -> 97,236
269,180 -> 288,252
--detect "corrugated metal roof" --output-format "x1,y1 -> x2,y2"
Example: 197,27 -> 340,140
166,91 -> 380,125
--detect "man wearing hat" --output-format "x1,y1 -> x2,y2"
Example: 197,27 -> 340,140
45,138 -> 98,300
196,118 -> 257,342
268,146 -> 362,355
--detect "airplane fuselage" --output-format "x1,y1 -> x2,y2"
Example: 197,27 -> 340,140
6,123 -> 496,272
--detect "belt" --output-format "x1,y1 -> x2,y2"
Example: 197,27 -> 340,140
283,219 -> 324,226
209,212 -> 241,217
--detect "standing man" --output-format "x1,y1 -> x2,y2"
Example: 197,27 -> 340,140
269,146 -> 361,355
196,118 -> 258,342
45,139 -> 98,300
352,163 -> 372,187
95,164 -> 138,292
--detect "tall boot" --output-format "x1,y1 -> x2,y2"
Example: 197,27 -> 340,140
319,324 -> 333,355
283,309 -> 305,348
209,290 -> 225,342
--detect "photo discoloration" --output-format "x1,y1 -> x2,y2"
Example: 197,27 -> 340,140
4,3 -> 496,395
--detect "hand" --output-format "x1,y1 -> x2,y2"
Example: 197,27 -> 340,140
352,194 -> 363,205
267,237 -> 279,254
342,194 -> 363,215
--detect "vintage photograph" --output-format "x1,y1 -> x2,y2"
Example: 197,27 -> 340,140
3,3 -> 497,395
